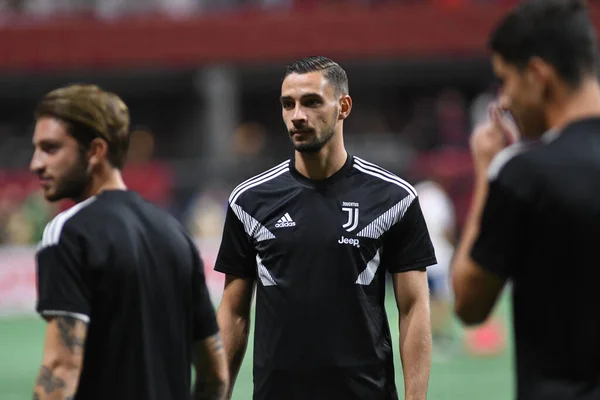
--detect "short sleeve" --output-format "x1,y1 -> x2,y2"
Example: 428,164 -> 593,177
36,223 -> 91,323
471,161 -> 532,279
190,243 -> 219,341
214,203 -> 257,278
382,197 -> 438,273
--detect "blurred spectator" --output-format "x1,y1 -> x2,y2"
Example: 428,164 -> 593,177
470,87 -> 497,128
0,0 -> 26,14
123,128 -> 174,210
184,183 -> 228,239
232,121 -> 267,159
0,179 -> 56,245
415,178 -> 457,359
5,209 -> 33,245
402,97 -> 438,152
410,147 -> 473,233
127,127 -> 156,164
22,190 -> 56,239
435,88 -> 469,148
0,184 -> 20,244
183,120 -> 269,239
0,0 -> 550,18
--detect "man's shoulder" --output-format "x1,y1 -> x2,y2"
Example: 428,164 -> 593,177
352,156 -> 417,200
487,141 -> 548,185
228,159 -> 292,206
37,197 -> 98,251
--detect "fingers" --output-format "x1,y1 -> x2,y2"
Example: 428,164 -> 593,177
490,103 -> 520,145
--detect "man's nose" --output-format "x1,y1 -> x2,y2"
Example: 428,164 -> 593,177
30,150 -> 44,174
291,106 -> 307,125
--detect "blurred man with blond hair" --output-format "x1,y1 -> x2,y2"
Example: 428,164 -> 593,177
31,84 -> 228,400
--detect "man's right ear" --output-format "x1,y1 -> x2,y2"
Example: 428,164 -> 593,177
339,95 -> 352,120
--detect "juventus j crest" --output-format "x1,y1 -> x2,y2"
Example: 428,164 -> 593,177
342,202 -> 359,232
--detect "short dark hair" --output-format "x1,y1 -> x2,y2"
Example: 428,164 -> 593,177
489,0 -> 599,87
284,56 -> 349,95
35,84 -> 130,169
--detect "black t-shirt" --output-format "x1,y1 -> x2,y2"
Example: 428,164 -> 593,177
215,155 -> 436,400
36,190 -> 218,400
472,118 -> 600,400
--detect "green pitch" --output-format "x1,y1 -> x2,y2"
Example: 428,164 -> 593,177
0,290 -> 513,400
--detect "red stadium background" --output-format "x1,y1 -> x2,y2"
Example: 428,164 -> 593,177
1,2 -> 599,398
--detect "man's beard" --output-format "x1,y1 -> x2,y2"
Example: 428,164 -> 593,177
47,152 -> 92,202
291,125 -> 335,154
515,108 -> 547,139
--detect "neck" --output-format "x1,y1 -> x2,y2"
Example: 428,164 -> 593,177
75,168 -> 127,203
547,77 -> 600,131
294,131 -> 347,180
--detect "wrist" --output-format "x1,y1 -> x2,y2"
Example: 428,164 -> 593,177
473,158 -> 491,180
405,393 -> 427,400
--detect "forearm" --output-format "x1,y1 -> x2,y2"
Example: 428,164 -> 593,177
193,378 -> 227,400
217,309 -> 250,395
399,299 -> 431,400
451,173 -> 505,324
453,174 -> 488,267
193,335 -> 229,400
33,364 -> 80,400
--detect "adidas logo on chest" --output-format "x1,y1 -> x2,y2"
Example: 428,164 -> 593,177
275,213 -> 296,228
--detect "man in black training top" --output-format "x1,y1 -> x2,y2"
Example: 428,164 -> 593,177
452,1 -> 600,399
215,56 -> 435,400
30,84 -> 229,400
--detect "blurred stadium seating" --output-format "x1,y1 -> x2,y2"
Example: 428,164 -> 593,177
0,1 -> 598,399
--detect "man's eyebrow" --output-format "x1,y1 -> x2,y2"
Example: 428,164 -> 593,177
280,93 -> 322,101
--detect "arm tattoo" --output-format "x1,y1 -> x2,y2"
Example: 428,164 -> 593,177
34,366 -> 78,399
56,317 -> 85,353
37,366 -> 66,394
193,333 -> 227,400
33,318 -> 86,400
211,333 -> 224,353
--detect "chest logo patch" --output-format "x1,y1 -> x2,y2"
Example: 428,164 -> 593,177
338,236 -> 360,248
275,213 -> 296,228
342,201 -> 360,232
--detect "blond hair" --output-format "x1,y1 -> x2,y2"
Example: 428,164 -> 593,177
35,84 -> 130,169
